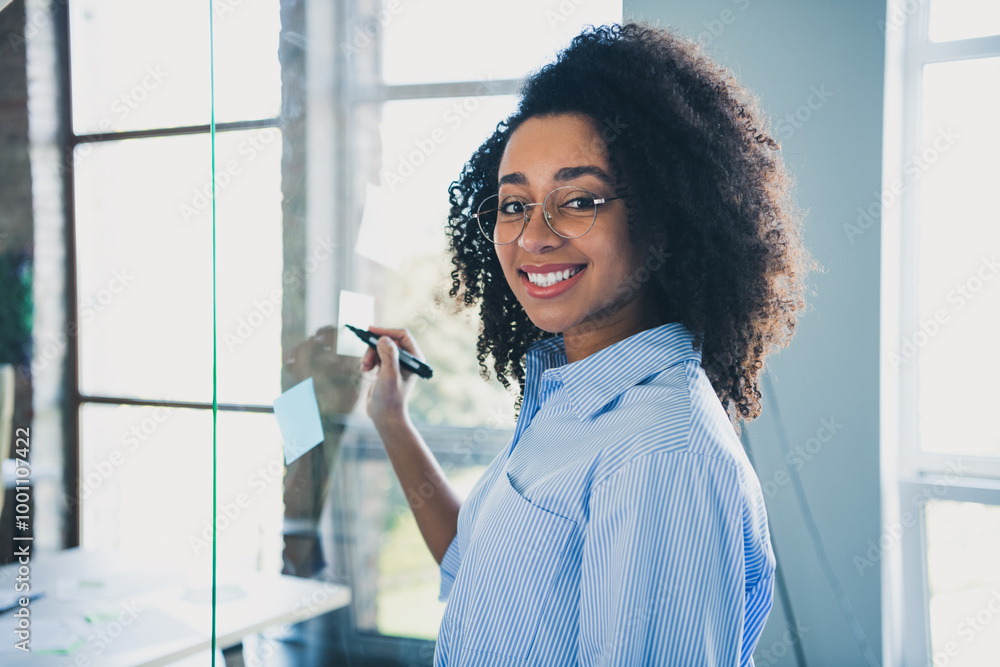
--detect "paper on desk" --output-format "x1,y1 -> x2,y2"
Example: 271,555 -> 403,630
273,377 -> 325,465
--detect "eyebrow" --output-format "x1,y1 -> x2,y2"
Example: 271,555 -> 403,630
498,165 -> 615,188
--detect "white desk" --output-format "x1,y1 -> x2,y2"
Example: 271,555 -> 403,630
0,549 -> 350,666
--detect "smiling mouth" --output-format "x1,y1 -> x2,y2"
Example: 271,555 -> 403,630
522,266 -> 584,288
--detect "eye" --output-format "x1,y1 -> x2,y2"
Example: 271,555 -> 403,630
498,197 -> 526,217
560,193 -> 598,211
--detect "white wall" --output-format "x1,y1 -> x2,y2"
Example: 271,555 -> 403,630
622,1 -> 885,665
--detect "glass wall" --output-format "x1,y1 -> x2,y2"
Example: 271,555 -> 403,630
0,0 -> 620,664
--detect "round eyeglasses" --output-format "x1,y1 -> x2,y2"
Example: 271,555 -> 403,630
472,185 -> 624,245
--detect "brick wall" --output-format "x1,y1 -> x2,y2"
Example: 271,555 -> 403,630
0,0 -> 35,563
0,0 -> 32,253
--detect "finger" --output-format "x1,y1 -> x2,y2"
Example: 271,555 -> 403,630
378,336 -> 399,373
312,326 -> 337,344
367,325 -> 424,360
360,345 -> 379,371
376,336 -> 402,381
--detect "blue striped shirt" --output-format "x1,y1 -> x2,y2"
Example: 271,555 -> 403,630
434,322 -> 775,666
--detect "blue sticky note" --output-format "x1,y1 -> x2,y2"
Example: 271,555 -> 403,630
273,377 -> 325,464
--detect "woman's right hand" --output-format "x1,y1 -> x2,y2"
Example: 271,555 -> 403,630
361,326 -> 426,430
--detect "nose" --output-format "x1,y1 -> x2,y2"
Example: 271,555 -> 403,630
517,202 -> 563,254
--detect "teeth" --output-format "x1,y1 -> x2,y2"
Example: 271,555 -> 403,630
526,267 -> 581,287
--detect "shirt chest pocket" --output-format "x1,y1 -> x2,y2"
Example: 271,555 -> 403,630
441,471 -> 580,662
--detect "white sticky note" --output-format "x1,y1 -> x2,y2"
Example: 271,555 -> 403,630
337,290 -> 375,357
354,182 -> 406,270
273,378 -> 325,465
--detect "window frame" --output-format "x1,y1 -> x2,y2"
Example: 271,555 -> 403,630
307,0 -> 524,657
55,1 -> 283,544
51,0 -> 630,661
881,1 -> 1000,663
51,0 -> 524,661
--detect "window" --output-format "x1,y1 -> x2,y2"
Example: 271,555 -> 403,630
310,0 -> 623,658
882,1 -> 1000,664
40,0 -> 622,663
69,0 -> 286,577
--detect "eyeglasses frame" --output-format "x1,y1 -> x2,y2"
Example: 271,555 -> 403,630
472,184 -> 625,245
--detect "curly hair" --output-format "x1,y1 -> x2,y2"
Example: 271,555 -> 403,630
445,22 -> 813,425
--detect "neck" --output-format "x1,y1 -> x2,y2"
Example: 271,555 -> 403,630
562,296 -> 663,363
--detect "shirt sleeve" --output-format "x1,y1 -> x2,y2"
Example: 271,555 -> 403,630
578,450 -> 754,666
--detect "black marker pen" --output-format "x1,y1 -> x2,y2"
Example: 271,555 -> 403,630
346,324 -> 434,379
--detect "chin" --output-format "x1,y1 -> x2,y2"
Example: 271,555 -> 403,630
523,311 -> 582,336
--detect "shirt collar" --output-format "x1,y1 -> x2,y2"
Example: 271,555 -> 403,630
524,322 -> 702,420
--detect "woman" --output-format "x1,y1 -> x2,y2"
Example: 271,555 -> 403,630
362,22 -> 811,666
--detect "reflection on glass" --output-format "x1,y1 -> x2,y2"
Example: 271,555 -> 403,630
917,57 -> 1000,458
375,464 -> 486,638
48,0 -> 645,662
69,0 -> 281,134
926,500 -> 1000,665
74,129 -> 283,405
928,0 -> 1000,43
379,0 -> 622,84
372,96 -> 521,428
80,404 -> 283,577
